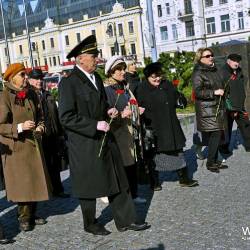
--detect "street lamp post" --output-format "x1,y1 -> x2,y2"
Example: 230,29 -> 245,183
106,22 -> 119,55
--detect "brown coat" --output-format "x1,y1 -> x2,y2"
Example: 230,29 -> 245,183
0,82 -> 51,202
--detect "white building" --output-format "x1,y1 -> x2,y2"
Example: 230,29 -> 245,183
141,0 -> 250,57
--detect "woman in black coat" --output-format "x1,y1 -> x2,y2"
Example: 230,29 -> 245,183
137,62 -> 198,188
191,48 -> 227,173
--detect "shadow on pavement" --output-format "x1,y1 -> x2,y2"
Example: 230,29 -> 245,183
141,243 -> 165,250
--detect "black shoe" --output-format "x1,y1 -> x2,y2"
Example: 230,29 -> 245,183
151,185 -> 162,191
0,238 -> 15,245
117,222 -> 151,232
85,224 -> 111,236
216,163 -> 229,169
179,179 -> 199,187
19,222 -> 33,232
54,192 -> 70,198
206,163 -> 220,173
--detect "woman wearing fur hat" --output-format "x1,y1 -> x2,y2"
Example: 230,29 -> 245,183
0,63 -> 51,232
104,56 -> 146,204
137,62 -> 198,188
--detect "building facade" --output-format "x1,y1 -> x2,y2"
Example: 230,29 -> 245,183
0,0 -> 143,73
141,0 -> 250,57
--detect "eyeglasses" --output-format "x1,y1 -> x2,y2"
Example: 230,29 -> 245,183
18,72 -> 26,78
150,74 -> 162,80
201,54 -> 214,58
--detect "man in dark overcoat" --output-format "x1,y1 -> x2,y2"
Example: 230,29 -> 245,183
58,35 -> 150,236
219,54 -> 250,152
28,69 -> 69,198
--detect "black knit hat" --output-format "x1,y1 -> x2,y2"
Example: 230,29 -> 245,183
143,62 -> 163,78
28,69 -> 44,80
227,53 -> 242,62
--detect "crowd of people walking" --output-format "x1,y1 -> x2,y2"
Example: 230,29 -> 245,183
0,34 -> 249,243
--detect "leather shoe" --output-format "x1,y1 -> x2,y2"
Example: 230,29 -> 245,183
0,238 -> 15,244
118,222 -> 151,232
216,163 -> 229,169
85,224 -> 111,236
206,163 -> 220,173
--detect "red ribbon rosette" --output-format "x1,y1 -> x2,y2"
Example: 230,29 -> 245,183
16,90 -> 27,100
115,89 -> 125,95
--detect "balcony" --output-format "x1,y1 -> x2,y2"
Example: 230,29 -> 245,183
177,9 -> 193,21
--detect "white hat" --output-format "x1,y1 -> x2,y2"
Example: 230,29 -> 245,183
105,55 -> 125,75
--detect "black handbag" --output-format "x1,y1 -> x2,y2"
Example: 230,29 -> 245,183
176,91 -> 187,109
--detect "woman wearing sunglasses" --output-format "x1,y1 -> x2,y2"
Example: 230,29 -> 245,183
192,48 -> 227,173
0,63 -> 51,232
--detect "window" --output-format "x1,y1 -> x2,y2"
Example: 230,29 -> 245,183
58,56 -> 61,65
42,40 -> 45,50
172,24 -> 178,40
91,30 -> 96,36
65,35 -> 69,46
238,12 -> 244,30
160,26 -> 168,40
99,49 -> 103,58
50,38 -> 54,48
76,33 -> 81,43
34,60 -> 38,67
157,5 -> 162,17
4,48 -> 7,56
206,17 -> 216,34
205,0 -> 213,7
53,56 -> 57,66
32,42 -> 36,51
19,45 -> 23,54
44,58 -> 48,66
121,45 -> 126,56
221,14 -> 230,32
128,21 -> 134,34
131,43 -> 136,55
118,23 -> 123,36
166,3 -> 170,15
107,24 -> 113,37
184,0 -> 192,14
219,0 -> 227,4
185,20 -> 195,37
111,47 -> 115,56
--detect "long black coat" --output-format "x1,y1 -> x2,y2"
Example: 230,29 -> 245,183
58,66 -> 128,199
219,63 -> 246,112
192,62 -> 225,132
137,80 -> 186,152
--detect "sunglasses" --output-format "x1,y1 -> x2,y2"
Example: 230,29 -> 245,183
18,72 -> 26,77
150,75 -> 162,79
202,54 -> 214,58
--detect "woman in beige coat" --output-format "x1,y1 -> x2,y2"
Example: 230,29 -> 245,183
104,56 -> 146,204
0,63 -> 51,232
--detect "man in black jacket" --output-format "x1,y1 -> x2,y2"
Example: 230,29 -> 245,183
58,35 -> 150,236
219,53 -> 250,152
28,69 -> 69,198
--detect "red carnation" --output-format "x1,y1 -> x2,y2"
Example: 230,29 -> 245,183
16,90 -> 27,100
172,79 -> 180,87
116,89 -> 125,95
230,74 -> 237,80
129,99 -> 138,105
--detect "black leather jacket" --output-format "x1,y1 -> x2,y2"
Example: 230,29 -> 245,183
192,62 -> 225,132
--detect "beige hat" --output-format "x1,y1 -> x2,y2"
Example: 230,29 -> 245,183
105,55 -> 125,75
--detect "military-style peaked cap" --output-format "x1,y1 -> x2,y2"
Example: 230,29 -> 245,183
66,35 -> 99,59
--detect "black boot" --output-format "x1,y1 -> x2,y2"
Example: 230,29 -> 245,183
177,167 -> 198,187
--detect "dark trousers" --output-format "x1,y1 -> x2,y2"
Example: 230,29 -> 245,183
124,164 -> 138,199
207,130 -> 222,165
43,136 -> 64,194
79,189 -> 136,229
0,223 -> 4,239
145,150 -> 160,188
221,112 -> 250,150
17,202 -> 37,223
